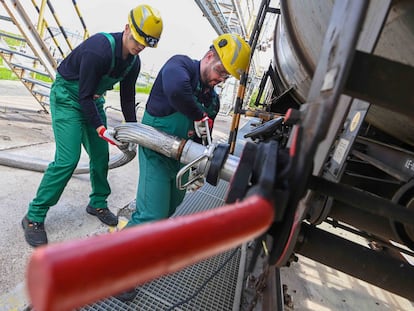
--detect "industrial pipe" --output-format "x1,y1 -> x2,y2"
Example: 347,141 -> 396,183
0,122 -> 238,178
115,122 -> 186,160
296,223 -> 414,301
114,122 -> 240,182
329,200 -> 404,245
0,122 -> 172,174
0,146 -> 136,174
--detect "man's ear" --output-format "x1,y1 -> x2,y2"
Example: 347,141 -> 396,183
207,50 -> 216,63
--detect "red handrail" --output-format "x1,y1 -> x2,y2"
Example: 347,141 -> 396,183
27,194 -> 274,311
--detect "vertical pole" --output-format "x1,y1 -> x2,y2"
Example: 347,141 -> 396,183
228,0 -> 270,154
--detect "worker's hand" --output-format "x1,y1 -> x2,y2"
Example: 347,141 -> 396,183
98,127 -> 122,145
194,114 -> 213,138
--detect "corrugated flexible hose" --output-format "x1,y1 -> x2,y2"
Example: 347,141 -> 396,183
0,136 -> 136,175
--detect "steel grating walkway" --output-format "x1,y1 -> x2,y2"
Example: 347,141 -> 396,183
79,179 -> 246,311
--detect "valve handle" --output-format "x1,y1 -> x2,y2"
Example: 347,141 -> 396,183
176,153 -> 209,190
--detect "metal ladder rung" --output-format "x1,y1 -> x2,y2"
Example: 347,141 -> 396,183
0,47 -> 38,61
0,15 -> 13,22
0,31 -> 26,42
22,77 -> 52,89
11,62 -> 50,78
32,88 -> 50,98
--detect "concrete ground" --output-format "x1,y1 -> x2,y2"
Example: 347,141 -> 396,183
0,80 -> 413,311
0,80 -> 241,310
0,81 -> 144,310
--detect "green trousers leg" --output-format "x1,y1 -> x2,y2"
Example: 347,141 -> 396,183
82,115 -> 111,209
127,147 -> 186,227
28,91 -> 110,222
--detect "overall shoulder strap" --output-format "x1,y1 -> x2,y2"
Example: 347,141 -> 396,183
100,32 -> 116,73
101,32 -> 137,79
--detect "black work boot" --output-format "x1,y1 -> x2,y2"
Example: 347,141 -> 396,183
86,205 -> 118,226
115,288 -> 138,303
22,215 -> 48,247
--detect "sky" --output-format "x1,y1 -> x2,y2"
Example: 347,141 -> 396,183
0,0 -> 218,73
1,0 -> 277,75
59,0 -> 219,74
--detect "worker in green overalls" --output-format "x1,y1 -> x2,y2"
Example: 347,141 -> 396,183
22,4 -> 163,247
128,33 -> 251,228
116,34 -> 251,303
116,33 -> 250,303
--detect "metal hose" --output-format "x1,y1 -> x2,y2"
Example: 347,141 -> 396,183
114,122 -> 240,183
0,122 -> 189,174
0,122 -> 238,180
0,141 -> 136,174
114,122 -> 186,160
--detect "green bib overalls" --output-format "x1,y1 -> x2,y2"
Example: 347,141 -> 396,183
28,33 -> 136,222
127,82 -> 219,227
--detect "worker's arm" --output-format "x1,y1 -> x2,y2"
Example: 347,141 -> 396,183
119,57 -> 140,123
161,56 -> 204,120
73,35 -> 112,129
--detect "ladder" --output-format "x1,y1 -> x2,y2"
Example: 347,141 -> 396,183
0,0 -> 89,113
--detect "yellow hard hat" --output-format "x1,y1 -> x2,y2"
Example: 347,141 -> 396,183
128,4 -> 163,48
213,33 -> 251,80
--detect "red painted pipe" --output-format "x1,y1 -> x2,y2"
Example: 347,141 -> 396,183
27,195 -> 274,311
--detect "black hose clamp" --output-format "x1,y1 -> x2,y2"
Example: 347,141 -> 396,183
206,143 -> 230,186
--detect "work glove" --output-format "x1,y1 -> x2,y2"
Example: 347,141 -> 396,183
98,127 -> 122,145
186,168 -> 205,193
194,114 -> 213,139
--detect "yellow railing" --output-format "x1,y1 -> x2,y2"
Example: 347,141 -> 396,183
0,0 -> 90,112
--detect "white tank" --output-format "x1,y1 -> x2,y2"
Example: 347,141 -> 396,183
273,0 -> 414,146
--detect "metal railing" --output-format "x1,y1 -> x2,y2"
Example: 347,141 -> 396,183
0,0 -> 89,112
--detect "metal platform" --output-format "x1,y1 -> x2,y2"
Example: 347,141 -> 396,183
80,180 -> 246,311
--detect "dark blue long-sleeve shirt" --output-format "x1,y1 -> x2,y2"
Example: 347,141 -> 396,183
146,55 -> 205,120
57,32 -> 140,128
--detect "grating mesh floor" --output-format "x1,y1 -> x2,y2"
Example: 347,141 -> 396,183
80,180 -> 245,311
